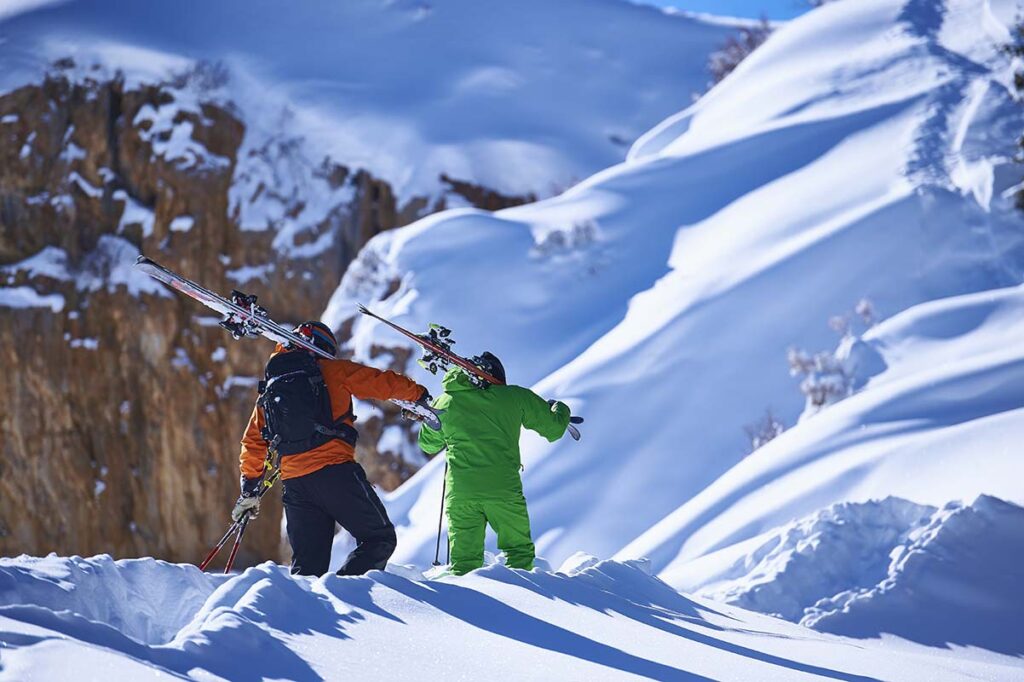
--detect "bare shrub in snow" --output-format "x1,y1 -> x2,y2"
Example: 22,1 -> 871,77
855,298 -> 876,327
708,19 -> 773,85
531,220 -> 597,258
744,410 -> 785,454
828,314 -> 850,337
788,347 -> 852,410
788,299 -> 881,416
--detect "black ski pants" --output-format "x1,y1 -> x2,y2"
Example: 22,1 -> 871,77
282,461 -> 397,577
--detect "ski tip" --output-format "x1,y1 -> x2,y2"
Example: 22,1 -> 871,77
567,424 -> 582,442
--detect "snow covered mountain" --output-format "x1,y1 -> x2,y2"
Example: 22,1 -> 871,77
0,0 -> 735,203
0,0 -> 737,563
669,494 -> 1024,653
3,0 -> 1024,676
337,0 -> 1024,639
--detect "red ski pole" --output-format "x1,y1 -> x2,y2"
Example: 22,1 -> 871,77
224,514 -> 251,574
199,454 -> 281,572
199,519 -> 242,571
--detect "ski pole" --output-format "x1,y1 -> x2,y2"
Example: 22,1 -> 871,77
433,462 -> 448,566
224,514 -> 251,574
199,519 -> 242,571
198,455 -> 282,572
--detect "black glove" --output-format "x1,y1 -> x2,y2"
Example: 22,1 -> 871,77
403,389 -> 436,422
240,474 -> 263,497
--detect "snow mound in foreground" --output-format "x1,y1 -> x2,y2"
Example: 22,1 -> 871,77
0,554 -> 224,644
682,495 -> 1024,654
2,554 -> 1019,680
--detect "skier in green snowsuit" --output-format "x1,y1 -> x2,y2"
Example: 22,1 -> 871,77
418,353 -> 572,575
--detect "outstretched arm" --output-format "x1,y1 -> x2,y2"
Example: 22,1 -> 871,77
518,387 -> 571,442
331,359 -> 427,402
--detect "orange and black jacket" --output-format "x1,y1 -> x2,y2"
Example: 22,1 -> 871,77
240,346 -> 426,481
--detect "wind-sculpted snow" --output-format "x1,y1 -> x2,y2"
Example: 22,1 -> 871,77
624,284 -> 1024,587
808,495 -> 1024,654
353,0 -> 1024,574
0,554 -> 225,645
672,495 -> 1024,654
1,554 -> 1020,680
681,498 -> 937,622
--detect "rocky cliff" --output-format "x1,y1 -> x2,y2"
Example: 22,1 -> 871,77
0,65 -> 529,567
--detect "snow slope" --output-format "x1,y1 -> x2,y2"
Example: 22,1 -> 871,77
0,0 -> 736,202
673,495 -> 1024,654
2,554 -> 1022,681
340,0 -> 1024,573
622,283 -> 1024,584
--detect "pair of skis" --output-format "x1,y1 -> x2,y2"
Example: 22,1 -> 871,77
134,256 -> 442,429
359,304 -> 582,441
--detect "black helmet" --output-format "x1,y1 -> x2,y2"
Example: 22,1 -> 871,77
293,320 -> 338,355
472,351 -> 506,385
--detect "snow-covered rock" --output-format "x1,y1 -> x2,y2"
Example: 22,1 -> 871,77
0,0 -> 737,202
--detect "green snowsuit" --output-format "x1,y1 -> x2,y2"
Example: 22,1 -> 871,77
418,368 -> 571,575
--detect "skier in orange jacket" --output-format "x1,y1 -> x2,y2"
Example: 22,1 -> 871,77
235,321 -> 430,576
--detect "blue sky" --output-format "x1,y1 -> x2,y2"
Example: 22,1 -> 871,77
640,0 -> 810,20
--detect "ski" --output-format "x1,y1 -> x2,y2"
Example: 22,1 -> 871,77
358,304 -> 504,385
134,256 -> 442,429
357,304 -> 581,441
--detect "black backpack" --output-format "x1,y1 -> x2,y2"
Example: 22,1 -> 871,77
258,351 -> 357,456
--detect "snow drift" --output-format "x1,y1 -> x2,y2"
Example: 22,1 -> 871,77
1,554 -> 1020,680
342,0 -> 1024,575
807,495 -> 1024,654
675,495 -> 1024,654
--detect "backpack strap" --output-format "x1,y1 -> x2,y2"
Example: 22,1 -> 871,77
314,397 -> 358,447
312,421 -> 358,447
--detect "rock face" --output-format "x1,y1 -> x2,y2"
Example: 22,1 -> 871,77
0,68 -> 529,567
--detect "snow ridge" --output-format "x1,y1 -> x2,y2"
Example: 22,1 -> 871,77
807,495 -> 1024,654
680,494 -> 1024,653
1,554 -> 1018,679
